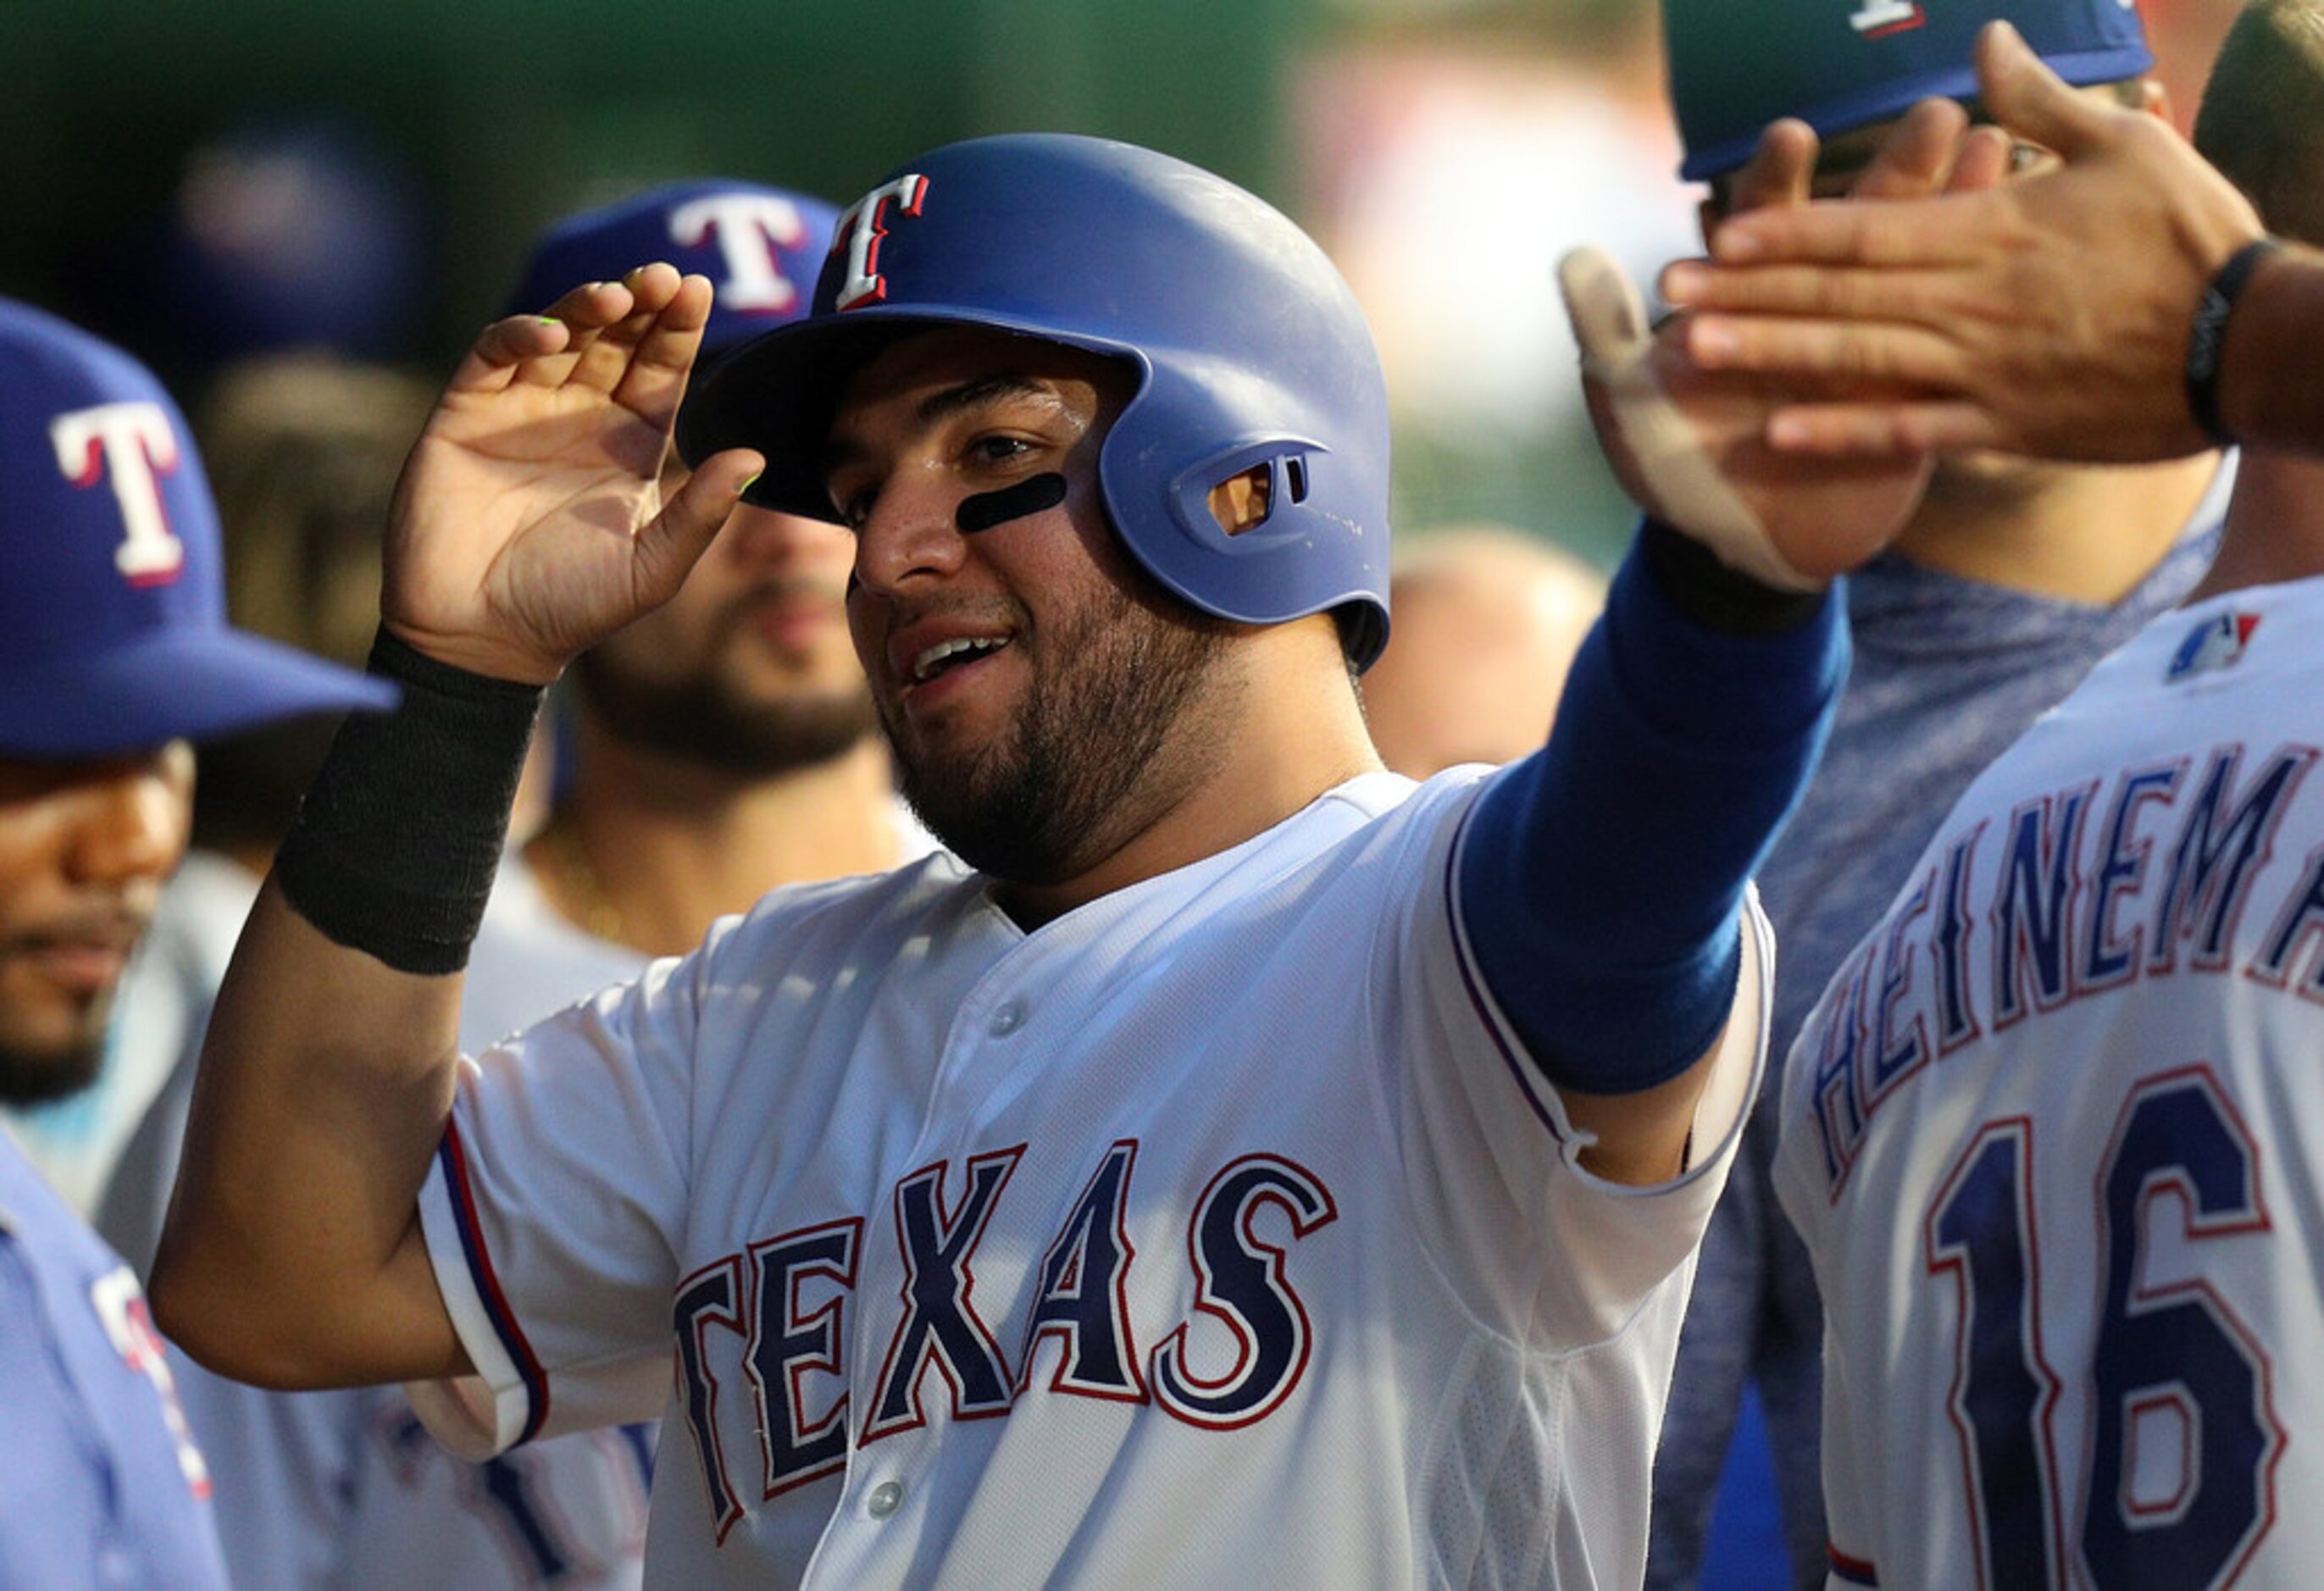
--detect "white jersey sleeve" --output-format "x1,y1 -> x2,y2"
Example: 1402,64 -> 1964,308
1390,776 -> 1768,1345
1777,577 -> 2324,1588
413,944 -> 713,1455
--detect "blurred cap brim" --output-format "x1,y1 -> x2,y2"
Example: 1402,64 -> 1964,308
0,625 -> 399,758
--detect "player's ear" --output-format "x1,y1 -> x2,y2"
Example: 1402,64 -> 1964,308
1207,464 -> 1273,536
2133,75 -> 2171,125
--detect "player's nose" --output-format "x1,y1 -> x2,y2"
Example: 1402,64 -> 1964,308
851,470 -> 969,599
64,746 -> 191,890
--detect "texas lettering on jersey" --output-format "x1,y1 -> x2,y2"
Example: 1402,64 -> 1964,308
669,1140 -> 1334,1543
1805,737 -> 2321,1195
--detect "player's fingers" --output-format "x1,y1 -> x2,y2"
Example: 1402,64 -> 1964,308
444,315 -> 574,396
1688,313 -> 1971,391
630,446 -> 765,607
511,280 -> 631,389
1706,189 -> 1992,267
1944,126 -> 2016,195
1765,401 -> 1997,457
1973,20 -> 2117,160
1850,98 -> 1972,201
569,264 -> 686,396
1726,119 -> 1820,218
608,273 -> 715,431
1664,259 -> 1955,326
1556,247 -> 1651,375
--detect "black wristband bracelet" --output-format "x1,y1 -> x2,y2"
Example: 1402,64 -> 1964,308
2186,237 -> 2282,447
1639,518 -> 1828,637
273,629 -> 546,975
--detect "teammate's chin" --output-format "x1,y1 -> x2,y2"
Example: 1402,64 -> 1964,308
576,654 -> 879,778
0,1029 -> 106,1108
888,589 -> 1232,884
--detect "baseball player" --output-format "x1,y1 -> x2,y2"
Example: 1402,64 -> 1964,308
0,298 -> 396,1587
100,178 -> 942,1591
1634,3 -> 2230,1581
1660,20 -> 2321,467
157,135 -> 1868,1586
1773,8 -> 2324,1581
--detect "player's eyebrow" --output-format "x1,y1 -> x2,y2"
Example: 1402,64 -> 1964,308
917,372 -> 1055,427
824,373 -> 1063,485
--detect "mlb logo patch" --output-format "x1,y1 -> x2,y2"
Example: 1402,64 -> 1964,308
2166,611 -> 2262,684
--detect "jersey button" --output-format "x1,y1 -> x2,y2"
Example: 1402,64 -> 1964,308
988,998 -> 1028,1038
868,1479 -> 904,1519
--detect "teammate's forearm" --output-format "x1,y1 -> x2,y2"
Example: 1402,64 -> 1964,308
1459,522 -> 1844,1095
154,884 -> 472,1387
153,636 -> 540,1387
2219,244 -> 2324,457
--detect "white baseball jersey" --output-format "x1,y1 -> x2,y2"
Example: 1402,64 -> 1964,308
1776,577 -> 2324,1588
408,768 -> 1769,1588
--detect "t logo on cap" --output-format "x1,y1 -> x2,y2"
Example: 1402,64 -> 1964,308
669,194 -> 813,315
49,401 -> 186,587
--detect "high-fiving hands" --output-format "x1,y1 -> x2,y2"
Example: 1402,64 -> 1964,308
1561,99 -> 2011,588
1658,21 -> 2271,463
381,263 -> 767,685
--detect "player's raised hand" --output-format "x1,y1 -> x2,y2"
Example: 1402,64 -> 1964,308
1562,106 -> 1973,587
1660,21 -> 2266,463
381,264 -> 767,684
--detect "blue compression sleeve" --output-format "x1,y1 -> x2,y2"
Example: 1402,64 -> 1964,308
1456,524 -> 1847,1095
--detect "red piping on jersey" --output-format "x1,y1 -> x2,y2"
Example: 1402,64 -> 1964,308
1445,801 -> 1568,1145
440,1121 -> 552,1445
1828,1544 -> 1879,1586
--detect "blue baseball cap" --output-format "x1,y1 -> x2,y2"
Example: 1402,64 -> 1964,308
0,298 -> 398,757
1665,0 -> 2155,180
506,180 -> 842,362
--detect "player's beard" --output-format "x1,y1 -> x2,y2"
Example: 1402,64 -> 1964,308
574,614 -> 880,779
888,582 -> 1234,886
0,1029 -> 104,1108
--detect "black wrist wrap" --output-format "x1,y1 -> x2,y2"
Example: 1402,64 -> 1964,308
2186,237 -> 2282,447
273,629 -> 546,975
1641,518 -> 1827,637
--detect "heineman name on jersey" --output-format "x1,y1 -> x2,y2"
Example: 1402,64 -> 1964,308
1801,736 -> 2320,1198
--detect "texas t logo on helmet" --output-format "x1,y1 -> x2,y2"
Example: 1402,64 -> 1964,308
832,175 -> 930,312
49,400 -> 186,587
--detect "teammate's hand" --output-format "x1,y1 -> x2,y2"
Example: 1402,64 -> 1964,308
380,264 -> 767,684
1565,103 -> 1994,585
1660,20 -> 2266,463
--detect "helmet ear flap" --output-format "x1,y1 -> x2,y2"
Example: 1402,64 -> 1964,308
1163,439 -> 1326,559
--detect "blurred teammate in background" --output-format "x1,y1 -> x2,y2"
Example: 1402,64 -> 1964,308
0,297 -> 394,1589
1775,7 -> 2324,1580
1611,3 -> 2230,1583
1360,526 -> 1604,778
105,179 -> 926,1591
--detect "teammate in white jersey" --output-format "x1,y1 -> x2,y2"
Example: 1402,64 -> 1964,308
154,136 -> 1888,1585
1774,8 -> 2324,1582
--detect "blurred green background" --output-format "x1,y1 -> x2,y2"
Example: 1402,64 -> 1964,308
0,0 -> 2249,563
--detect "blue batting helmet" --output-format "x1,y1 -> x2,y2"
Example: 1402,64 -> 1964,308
677,134 -> 1394,669
1665,0 -> 2154,180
